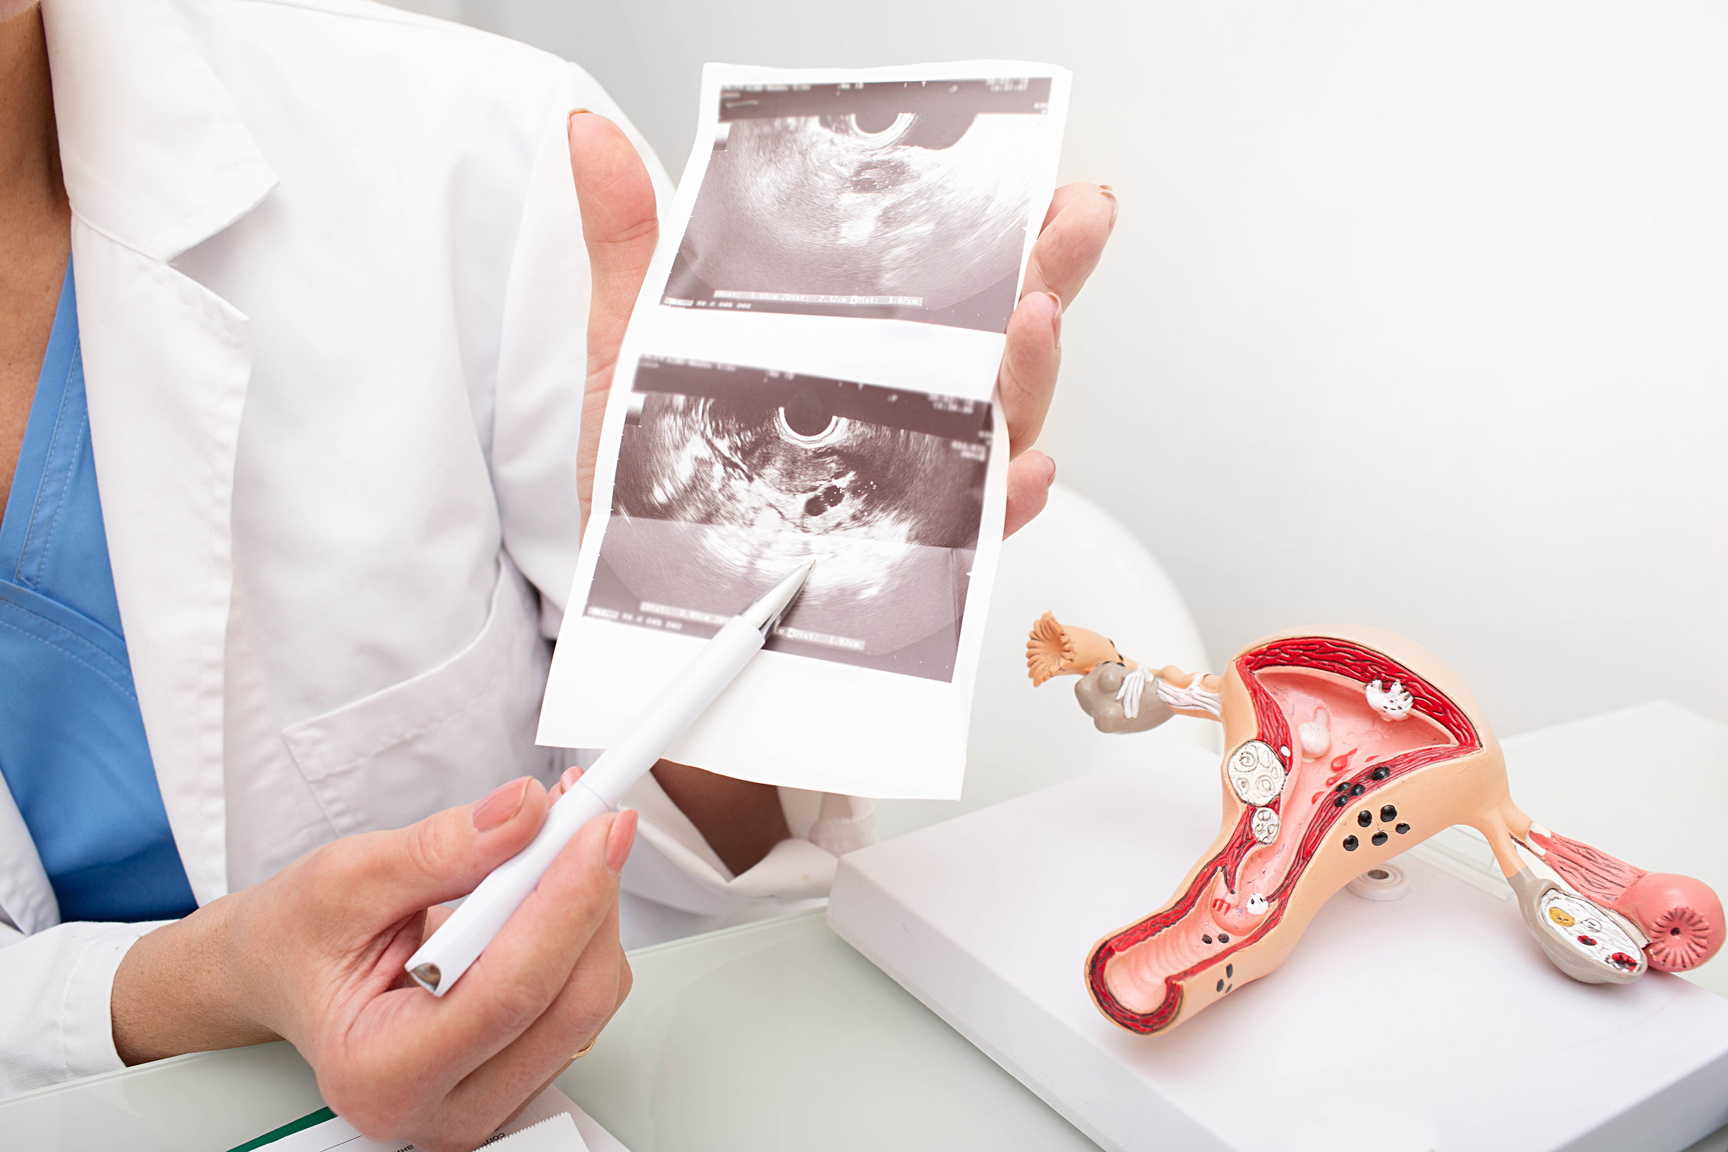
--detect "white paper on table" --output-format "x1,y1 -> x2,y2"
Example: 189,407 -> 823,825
252,1086 -> 626,1151
538,62 -> 1072,799
492,1113 -> 584,1152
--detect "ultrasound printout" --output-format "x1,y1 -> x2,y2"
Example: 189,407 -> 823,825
587,358 -> 991,681
664,79 -> 1053,332
539,62 -> 1069,799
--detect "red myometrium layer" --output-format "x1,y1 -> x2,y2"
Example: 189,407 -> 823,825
1087,637 -> 1480,1033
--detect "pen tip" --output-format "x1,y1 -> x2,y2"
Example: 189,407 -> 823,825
741,562 -> 815,634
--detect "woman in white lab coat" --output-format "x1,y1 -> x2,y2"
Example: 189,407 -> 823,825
0,0 -> 1114,1144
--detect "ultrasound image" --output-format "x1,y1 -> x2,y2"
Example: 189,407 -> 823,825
585,358 -> 993,680
663,78 -> 1053,332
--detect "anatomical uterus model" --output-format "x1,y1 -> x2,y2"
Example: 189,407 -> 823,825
1026,614 -> 1725,1035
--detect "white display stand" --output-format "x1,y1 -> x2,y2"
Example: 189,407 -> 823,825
828,746 -> 1728,1152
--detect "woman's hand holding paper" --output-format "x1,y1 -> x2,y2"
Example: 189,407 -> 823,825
563,110 -> 1118,874
111,778 -> 636,1152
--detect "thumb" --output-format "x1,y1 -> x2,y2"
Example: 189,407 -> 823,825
569,110 -> 658,527
327,776 -> 550,926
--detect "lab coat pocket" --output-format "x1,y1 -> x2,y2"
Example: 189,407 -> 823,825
281,559 -> 553,837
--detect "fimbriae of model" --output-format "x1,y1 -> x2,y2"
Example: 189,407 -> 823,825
1026,613 -> 1725,1035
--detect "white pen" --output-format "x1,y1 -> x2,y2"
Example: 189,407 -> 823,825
406,561 -> 815,996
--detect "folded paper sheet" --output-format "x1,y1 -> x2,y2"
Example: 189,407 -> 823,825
538,62 -> 1071,798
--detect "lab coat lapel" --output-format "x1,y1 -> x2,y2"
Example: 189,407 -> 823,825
43,0 -> 277,905
0,770 -> 58,934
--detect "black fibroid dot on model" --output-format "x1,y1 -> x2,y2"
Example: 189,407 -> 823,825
1370,766 -> 1390,780
1372,831 -> 1388,846
1343,834 -> 1359,851
1203,934 -> 1213,944
1357,810 -> 1373,828
1381,804 -> 1398,822
1350,783 -> 1366,796
1226,963 -> 1233,978
1396,823 -> 1410,834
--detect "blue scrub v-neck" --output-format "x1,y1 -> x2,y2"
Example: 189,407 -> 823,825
0,261 -> 198,924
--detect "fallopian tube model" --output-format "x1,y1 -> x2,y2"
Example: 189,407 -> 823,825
1026,613 -> 1725,1035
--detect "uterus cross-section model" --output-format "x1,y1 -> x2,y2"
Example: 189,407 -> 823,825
1026,614 -> 1725,1035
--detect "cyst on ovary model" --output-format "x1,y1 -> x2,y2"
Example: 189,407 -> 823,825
1026,613 -> 1726,1035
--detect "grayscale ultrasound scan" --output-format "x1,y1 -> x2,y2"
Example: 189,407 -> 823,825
584,357 -> 992,681
662,78 -> 1052,332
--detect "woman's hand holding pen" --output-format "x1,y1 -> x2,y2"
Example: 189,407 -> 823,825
112,778 -> 638,1152
104,114 -> 672,1152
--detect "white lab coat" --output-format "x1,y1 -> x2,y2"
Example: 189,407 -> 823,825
0,0 -> 872,1096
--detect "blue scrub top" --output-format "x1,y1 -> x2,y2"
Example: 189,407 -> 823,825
0,262 -> 198,924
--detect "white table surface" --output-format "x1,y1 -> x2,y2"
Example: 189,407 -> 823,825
3,702 -> 1726,1151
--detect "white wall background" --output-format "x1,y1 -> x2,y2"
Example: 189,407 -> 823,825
391,0 -> 1728,737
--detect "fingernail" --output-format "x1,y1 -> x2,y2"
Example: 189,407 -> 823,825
472,777 -> 530,831
1044,291 -> 1062,348
570,107 -> 591,118
606,809 -> 639,874
1097,185 -> 1119,226
1043,454 -> 1057,488
561,764 -> 585,791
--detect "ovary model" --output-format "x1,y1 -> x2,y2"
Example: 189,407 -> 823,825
1026,614 -> 1725,1035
